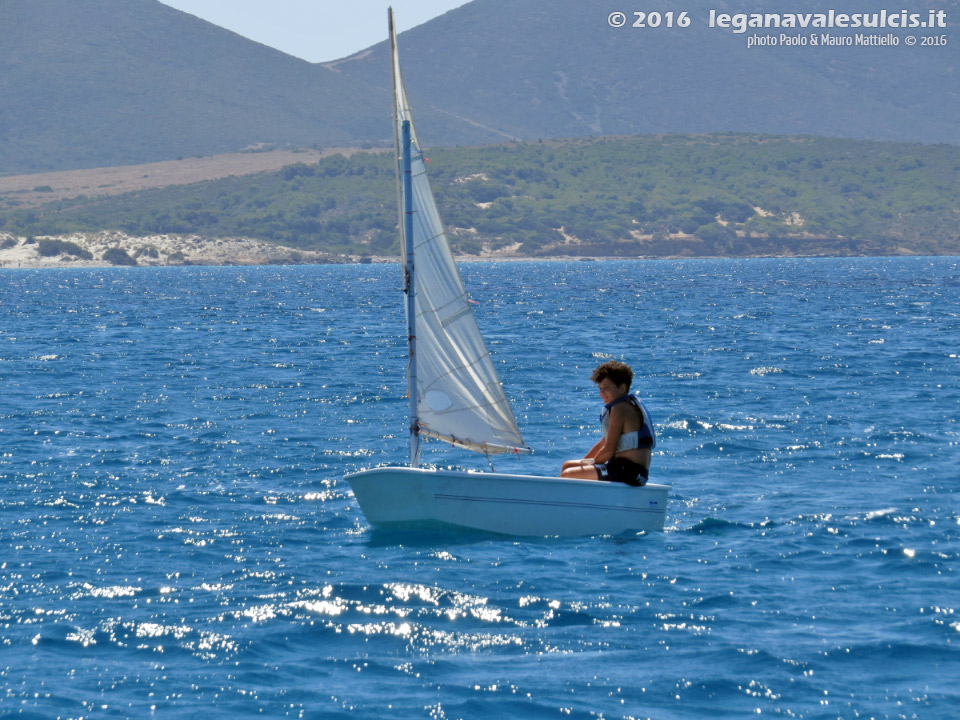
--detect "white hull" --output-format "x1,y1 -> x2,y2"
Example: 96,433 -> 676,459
344,467 -> 669,536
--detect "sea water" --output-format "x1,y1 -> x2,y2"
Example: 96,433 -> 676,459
0,258 -> 957,719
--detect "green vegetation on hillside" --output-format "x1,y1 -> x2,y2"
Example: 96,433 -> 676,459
36,238 -> 93,259
102,247 -> 137,266
3,134 -> 958,258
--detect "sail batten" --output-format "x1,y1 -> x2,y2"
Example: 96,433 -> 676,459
390,9 -> 529,458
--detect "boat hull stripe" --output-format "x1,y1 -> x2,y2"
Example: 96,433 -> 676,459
433,493 -> 663,514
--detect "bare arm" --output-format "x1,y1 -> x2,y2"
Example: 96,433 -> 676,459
585,438 -> 604,460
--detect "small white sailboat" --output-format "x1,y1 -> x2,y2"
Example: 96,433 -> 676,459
344,10 -> 669,536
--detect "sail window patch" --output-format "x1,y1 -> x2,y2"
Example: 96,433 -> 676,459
424,390 -> 453,412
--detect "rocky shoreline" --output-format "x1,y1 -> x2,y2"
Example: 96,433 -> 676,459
7,229 -> 813,268
0,231 -> 352,268
0,230 -> 553,268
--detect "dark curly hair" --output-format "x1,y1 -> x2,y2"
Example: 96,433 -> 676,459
591,360 -> 633,389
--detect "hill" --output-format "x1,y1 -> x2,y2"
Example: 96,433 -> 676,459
1,0 -> 956,176
335,0 -> 958,146
4,134 -> 958,260
0,0 -> 396,173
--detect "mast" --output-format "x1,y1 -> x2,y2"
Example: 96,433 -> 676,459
390,8 -> 421,466
402,120 -> 420,467
389,7 -> 403,260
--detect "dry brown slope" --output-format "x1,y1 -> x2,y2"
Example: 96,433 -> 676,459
0,147 -> 385,208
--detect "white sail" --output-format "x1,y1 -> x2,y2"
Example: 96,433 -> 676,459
390,11 -> 528,457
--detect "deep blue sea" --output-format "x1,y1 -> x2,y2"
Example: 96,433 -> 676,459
1,258 -> 957,719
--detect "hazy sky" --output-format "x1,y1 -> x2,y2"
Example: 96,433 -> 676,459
159,0 -> 470,63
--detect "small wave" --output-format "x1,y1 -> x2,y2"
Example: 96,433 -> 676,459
65,628 -> 97,648
686,517 -> 753,534
45,496 -> 79,509
239,604 -> 283,623
749,366 -> 783,376
691,420 -> 754,432
74,583 -> 141,599
717,422 -> 754,431
864,507 -> 898,521
824,639 -> 952,665
143,491 -> 165,505
291,599 -> 347,617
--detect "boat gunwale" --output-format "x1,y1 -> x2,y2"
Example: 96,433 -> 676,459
344,465 -> 671,492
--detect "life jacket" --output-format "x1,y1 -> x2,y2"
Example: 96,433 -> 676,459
600,392 -> 656,451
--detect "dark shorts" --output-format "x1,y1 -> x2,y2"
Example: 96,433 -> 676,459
594,457 -> 649,487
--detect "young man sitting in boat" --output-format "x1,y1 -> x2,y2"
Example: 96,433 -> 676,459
560,360 -> 655,486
